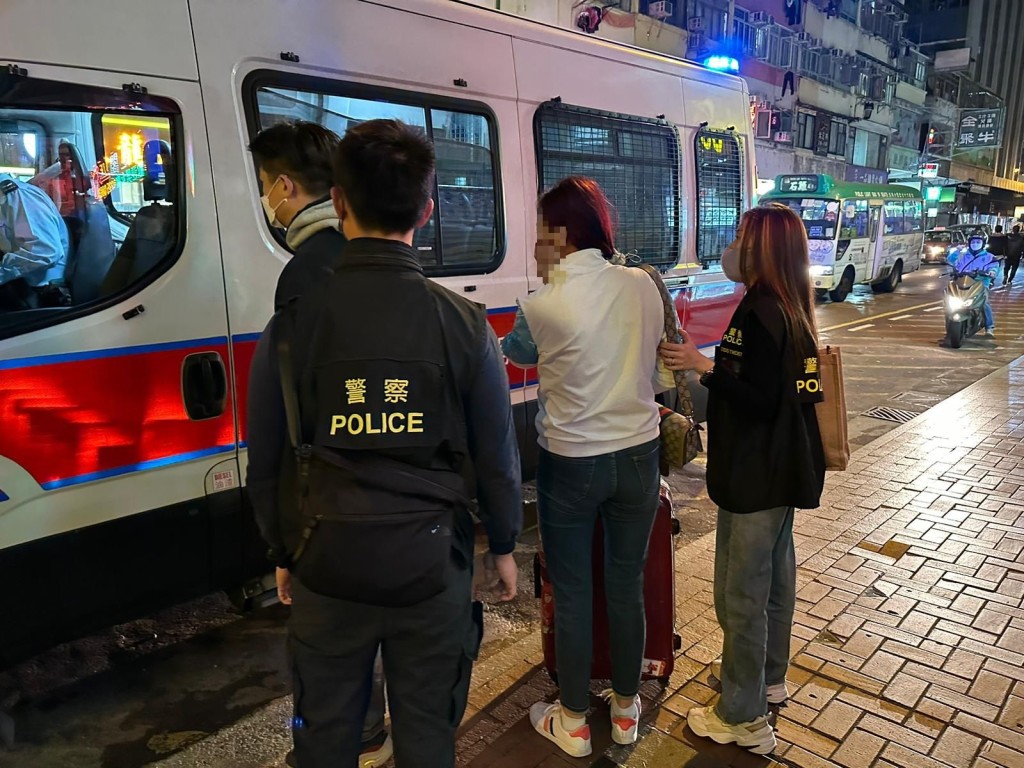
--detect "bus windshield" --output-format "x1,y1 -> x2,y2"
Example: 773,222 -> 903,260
771,198 -> 838,240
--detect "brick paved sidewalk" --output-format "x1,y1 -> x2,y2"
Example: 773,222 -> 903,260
456,357 -> 1024,768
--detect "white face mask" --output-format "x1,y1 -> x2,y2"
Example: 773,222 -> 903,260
721,242 -> 745,283
260,176 -> 287,229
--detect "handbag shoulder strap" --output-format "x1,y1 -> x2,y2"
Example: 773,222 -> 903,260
631,262 -> 695,419
633,262 -> 682,342
274,304 -> 305,452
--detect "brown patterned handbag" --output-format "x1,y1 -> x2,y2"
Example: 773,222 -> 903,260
632,262 -> 703,472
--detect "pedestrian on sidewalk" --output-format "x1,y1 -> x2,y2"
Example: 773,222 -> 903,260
658,204 -> 826,755
247,119 -> 392,768
987,225 -> 1009,286
502,177 -> 671,759
246,119 -> 521,768
1004,224 -> 1023,286
248,121 -> 347,311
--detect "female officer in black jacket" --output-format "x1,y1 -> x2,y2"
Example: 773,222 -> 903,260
659,204 -> 825,755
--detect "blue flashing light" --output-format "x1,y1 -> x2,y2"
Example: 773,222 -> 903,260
703,55 -> 740,73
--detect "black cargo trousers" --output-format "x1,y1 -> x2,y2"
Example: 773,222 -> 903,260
288,555 -> 483,768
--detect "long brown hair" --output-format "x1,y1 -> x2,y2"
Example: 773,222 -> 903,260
735,204 -> 818,354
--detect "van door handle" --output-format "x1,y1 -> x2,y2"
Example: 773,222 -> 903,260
182,352 -> 227,420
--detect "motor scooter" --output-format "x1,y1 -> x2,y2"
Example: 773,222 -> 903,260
944,268 -> 992,348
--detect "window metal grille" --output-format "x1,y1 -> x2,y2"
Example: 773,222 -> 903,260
694,128 -> 743,264
534,101 -> 681,269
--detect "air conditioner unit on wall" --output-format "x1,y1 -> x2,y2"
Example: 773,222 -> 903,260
796,32 -> 814,44
648,0 -> 673,19
828,47 -> 843,57
750,10 -> 771,25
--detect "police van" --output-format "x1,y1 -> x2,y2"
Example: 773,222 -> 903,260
0,0 -> 753,661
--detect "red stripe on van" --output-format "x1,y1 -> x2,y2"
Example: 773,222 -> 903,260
0,340 -> 236,489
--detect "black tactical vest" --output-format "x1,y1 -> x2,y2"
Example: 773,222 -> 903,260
278,239 -> 487,605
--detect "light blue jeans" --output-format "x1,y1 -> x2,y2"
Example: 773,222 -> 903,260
538,439 -> 661,713
714,506 -> 796,724
983,300 -> 994,329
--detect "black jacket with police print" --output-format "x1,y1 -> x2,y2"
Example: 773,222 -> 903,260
247,238 -> 522,569
703,288 -> 826,514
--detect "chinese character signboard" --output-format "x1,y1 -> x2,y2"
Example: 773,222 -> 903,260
815,114 -> 831,157
957,109 -> 1002,149
778,175 -> 821,194
845,166 -> 888,185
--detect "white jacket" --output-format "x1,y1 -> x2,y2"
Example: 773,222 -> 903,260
508,248 -> 670,458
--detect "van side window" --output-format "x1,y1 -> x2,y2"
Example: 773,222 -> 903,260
534,101 -> 680,269
248,75 -> 503,275
0,74 -> 181,339
694,129 -> 743,265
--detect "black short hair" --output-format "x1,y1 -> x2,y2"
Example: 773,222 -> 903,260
332,119 -> 435,233
995,225 -> 1004,233
249,121 -> 340,197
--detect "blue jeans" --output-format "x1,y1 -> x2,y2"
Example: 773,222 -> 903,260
538,439 -> 661,713
983,300 -> 994,329
714,507 -> 796,724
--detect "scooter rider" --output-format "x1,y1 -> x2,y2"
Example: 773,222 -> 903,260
950,233 -> 998,335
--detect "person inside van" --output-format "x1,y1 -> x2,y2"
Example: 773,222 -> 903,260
0,172 -> 70,311
248,121 -> 345,310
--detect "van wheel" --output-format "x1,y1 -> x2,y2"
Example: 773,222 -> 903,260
873,261 -> 902,293
829,270 -> 854,303
947,319 -> 964,348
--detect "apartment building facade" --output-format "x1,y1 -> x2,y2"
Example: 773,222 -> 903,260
461,0 -> 1023,219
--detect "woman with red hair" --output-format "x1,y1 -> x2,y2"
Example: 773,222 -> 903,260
502,176 -> 670,758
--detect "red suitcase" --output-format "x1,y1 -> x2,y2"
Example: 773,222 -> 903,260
534,480 -> 681,684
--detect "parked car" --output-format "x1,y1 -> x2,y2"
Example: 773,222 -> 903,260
922,229 -> 967,264
949,223 -> 993,242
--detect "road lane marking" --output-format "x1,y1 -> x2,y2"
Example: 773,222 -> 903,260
848,324 -> 875,332
923,306 -> 945,312
891,315 -> 913,321
819,300 -> 942,332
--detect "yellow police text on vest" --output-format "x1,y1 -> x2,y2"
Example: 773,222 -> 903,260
330,412 -> 425,436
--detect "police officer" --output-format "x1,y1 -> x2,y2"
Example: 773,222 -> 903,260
0,172 -> 70,311
246,119 -> 521,768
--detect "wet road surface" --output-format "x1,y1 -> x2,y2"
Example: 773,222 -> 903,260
816,264 -> 1024,447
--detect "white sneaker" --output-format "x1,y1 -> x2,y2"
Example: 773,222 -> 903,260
601,689 -> 641,745
712,659 -> 790,708
687,704 -> 777,755
529,701 -> 593,758
766,683 -> 789,705
709,658 -> 789,704
711,657 -> 722,681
